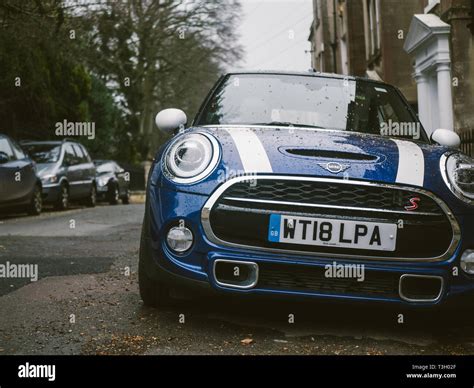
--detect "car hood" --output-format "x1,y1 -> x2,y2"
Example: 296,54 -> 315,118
205,126 -> 449,185
36,163 -> 59,177
157,126 -> 459,205
96,171 -> 114,178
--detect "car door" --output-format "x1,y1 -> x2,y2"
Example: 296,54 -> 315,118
80,145 -> 96,192
63,144 -> 82,199
114,163 -> 128,196
72,144 -> 90,197
0,137 -> 18,202
9,139 -> 37,200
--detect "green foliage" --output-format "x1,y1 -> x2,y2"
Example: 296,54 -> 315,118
0,1 -> 91,139
0,0 -> 242,162
76,0 -> 242,158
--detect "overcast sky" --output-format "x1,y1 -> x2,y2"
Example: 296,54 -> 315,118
236,0 -> 313,71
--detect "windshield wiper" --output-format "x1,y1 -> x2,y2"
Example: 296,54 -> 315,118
250,122 -> 326,129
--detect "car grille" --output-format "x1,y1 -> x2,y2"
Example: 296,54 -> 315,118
205,177 -> 456,260
257,263 -> 400,299
223,180 -> 442,214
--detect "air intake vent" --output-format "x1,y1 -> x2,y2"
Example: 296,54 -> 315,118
284,149 -> 378,161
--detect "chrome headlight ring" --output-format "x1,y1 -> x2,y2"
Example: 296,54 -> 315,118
440,152 -> 474,205
162,132 -> 221,184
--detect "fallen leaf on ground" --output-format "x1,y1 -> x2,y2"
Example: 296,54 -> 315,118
240,338 -> 254,345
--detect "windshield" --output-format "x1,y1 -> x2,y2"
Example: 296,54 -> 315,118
196,74 -> 427,142
24,144 -> 61,163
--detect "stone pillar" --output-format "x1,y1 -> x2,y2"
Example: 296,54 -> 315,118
414,72 -> 430,132
436,62 -> 454,131
404,14 -> 454,133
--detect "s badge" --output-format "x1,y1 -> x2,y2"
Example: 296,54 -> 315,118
405,197 -> 421,211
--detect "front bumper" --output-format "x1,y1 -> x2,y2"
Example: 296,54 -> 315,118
41,183 -> 61,203
96,184 -> 109,200
145,183 -> 474,307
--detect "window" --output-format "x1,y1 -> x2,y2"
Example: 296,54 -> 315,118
24,144 -> 61,163
64,144 -> 78,165
365,0 -> 381,58
425,0 -> 440,13
314,0 -> 320,27
196,74 -> 427,141
80,146 -> 91,163
73,144 -> 87,163
0,138 -> 14,160
340,37 -> 349,75
10,141 -> 26,159
375,0 -> 381,51
338,0 -> 347,37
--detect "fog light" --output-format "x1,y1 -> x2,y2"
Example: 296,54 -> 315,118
461,250 -> 474,274
166,226 -> 193,252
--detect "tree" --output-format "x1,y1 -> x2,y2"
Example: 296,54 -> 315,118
76,0 -> 242,158
0,0 -> 91,139
0,0 -> 242,163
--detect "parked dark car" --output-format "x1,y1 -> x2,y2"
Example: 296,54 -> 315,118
0,134 -> 43,215
21,140 -> 97,210
94,160 -> 130,205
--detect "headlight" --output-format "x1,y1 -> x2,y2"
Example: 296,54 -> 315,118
442,153 -> 474,204
461,250 -> 474,274
162,132 -> 220,184
41,174 -> 58,184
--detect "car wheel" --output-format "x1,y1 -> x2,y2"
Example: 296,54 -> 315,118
27,185 -> 42,215
121,189 -> 130,205
108,184 -> 119,205
86,184 -> 97,207
55,183 -> 69,210
138,222 -> 174,308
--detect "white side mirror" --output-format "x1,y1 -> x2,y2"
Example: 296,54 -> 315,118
431,128 -> 461,149
155,108 -> 187,134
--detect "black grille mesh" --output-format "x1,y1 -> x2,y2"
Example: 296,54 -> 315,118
257,263 -> 400,299
224,180 -> 442,214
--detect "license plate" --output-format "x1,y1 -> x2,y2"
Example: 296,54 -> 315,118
268,214 -> 397,252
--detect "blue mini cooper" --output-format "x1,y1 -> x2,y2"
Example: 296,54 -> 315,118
139,71 -> 474,309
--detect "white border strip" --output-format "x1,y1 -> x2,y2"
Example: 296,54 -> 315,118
225,128 -> 272,173
393,139 -> 425,186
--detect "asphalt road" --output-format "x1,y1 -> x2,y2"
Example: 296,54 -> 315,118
0,204 -> 474,355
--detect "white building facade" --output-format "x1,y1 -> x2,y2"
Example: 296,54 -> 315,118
404,13 -> 454,135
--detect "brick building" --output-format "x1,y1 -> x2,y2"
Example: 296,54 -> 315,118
308,0 -> 420,107
308,0 -> 474,154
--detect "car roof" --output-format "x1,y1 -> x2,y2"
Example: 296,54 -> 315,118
224,70 -> 387,85
22,141 -> 62,145
21,140 -> 82,146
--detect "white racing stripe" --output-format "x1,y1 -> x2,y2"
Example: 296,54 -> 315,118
225,128 -> 273,173
393,139 -> 425,186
